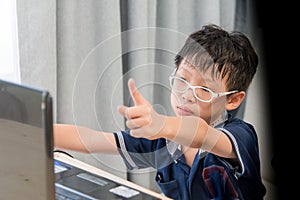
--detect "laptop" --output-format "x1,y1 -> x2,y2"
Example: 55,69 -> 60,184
0,79 -> 165,200
0,79 -> 55,199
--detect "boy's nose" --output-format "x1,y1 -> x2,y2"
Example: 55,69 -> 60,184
181,88 -> 196,103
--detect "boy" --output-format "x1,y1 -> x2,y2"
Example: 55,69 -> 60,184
54,24 -> 266,199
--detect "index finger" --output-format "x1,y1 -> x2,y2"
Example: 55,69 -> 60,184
128,78 -> 148,106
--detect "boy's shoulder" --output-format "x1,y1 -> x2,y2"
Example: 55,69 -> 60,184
225,117 -> 256,133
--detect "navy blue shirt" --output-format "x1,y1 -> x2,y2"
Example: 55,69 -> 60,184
113,117 -> 266,200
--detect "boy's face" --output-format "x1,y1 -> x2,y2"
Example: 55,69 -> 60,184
170,61 -> 229,125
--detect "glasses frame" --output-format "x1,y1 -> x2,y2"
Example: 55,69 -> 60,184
169,75 -> 238,103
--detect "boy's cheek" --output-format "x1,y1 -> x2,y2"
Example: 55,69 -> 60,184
170,93 -> 179,115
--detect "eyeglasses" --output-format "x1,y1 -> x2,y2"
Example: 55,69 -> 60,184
169,76 -> 238,102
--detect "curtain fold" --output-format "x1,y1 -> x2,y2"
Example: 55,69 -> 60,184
56,0 -> 127,179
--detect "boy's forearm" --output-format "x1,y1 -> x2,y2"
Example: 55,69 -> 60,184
162,116 -> 209,148
162,116 -> 235,158
53,124 -> 118,154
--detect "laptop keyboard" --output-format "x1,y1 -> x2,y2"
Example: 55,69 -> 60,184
55,182 -> 98,200
54,159 -> 159,200
54,164 -> 98,200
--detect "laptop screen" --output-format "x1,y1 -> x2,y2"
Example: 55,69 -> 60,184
0,79 -> 55,199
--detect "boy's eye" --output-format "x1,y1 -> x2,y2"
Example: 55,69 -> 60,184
177,76 -> 187,81
172,77 -> 187,90
199,87 -> 211,93
195,87 -> 212,101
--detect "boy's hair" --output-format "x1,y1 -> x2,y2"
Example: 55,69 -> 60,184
174,24 -> 258,92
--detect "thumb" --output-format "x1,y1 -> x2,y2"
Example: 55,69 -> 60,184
128,78 -> 149,106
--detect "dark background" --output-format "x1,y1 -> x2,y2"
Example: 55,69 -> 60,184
256,1 -> 296,199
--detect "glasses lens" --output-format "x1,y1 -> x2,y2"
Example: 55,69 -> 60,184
170,77 -> 187,92
195,87 -> 212,101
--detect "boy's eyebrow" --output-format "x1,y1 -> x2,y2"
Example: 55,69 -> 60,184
179,67 -> 214,84
178,66 -> 192,75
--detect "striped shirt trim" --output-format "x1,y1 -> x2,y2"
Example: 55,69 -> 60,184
115,131 -> 138,169
219,127 -> 244,178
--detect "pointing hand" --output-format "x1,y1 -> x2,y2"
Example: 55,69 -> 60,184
118,78 -> 167,139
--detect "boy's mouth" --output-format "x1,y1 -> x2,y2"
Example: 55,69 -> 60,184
176,106 -> 193,116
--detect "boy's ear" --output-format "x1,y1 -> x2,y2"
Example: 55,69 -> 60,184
226,91 -> 246,111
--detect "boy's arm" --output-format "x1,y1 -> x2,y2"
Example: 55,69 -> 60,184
53,124 -> 118,154
164,116 -> 235,158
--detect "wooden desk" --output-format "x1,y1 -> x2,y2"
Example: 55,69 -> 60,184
54,152 -> 172,200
